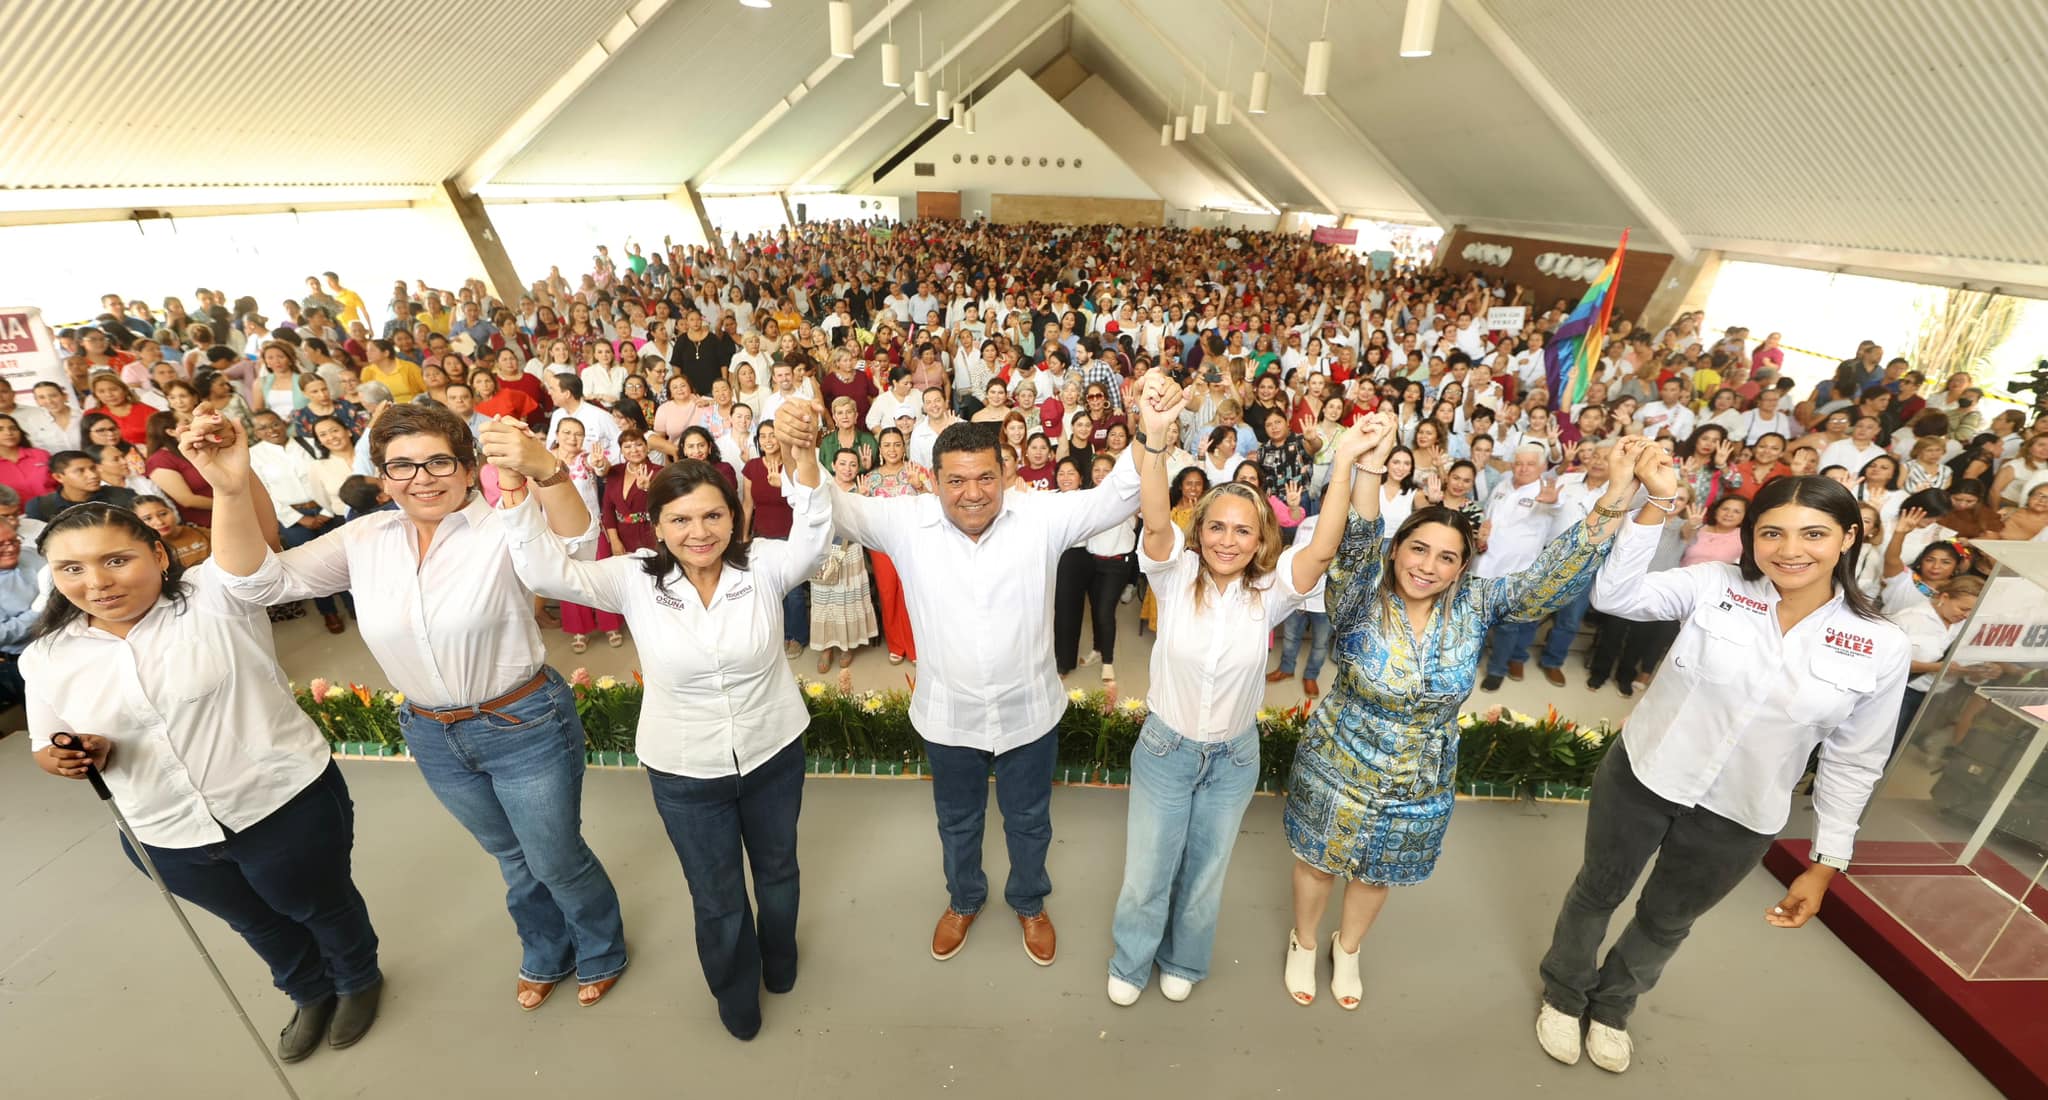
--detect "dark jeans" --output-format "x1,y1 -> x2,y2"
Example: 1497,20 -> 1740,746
922,728 -> 1058,917
1893,686 -> 1929,759
647,737 -> 806,1032
0,656 -> 22,709
279,519 -> 340,615
1586,615 -> 1680,684
124,762 -> 381,1006
1537,586 -> 1594,670
1086,554 -> 1128,663
782,581 -> 811,647
1538,743 -> 1775,1029
1485,618 -> 1540,677
1052,547 -> 1093,674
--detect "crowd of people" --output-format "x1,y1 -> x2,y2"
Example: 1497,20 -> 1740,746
15,217 -> 2023,1076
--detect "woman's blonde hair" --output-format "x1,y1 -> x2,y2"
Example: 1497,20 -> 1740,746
1185,481 -> 1283,610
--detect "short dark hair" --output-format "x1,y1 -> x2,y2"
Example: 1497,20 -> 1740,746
554,373 -> 584,401
338,475 -> 385,515
932,420 -> 1001,473
205,345 -> 238,364
369,402 -> 476,471
639,460 -> 751,593
49,449 -> 93,475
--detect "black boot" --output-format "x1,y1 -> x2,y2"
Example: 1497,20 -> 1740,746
278,994 -> 337,1063
328,977 -> 382,1049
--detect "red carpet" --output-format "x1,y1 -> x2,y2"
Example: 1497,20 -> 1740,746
1766,841 -> 2048,1099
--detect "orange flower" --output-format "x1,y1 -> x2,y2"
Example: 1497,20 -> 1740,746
351,683 -> 372,705
632,670 -> 643,686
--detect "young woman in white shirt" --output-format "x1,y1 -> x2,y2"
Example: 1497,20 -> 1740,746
1104,386 -> 1379,1006
496,400 -> 825,1041
1538,462 -> 1909,1074
193,402 -> 630,1013
27,496 -> 384,1063
579,339 -> 628,407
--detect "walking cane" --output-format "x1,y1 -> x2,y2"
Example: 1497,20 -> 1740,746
50,732 -> 304,1100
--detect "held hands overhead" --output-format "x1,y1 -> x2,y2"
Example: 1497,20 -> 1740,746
478,416 -> 560,489
177,404 -> 252,493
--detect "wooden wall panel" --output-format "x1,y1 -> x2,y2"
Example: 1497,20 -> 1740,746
1437,227 -> 1673,322
989,193 -> 1164,227
916,191 -> 961,221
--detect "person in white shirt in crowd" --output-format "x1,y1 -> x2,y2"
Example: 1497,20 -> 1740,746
349,382 -> 395,477
1105,395 -> 1380,1008
1817,414 -> 1886,476
29,381 -> 82,454
494,400 -> 825,1042
0,383 -> 63,455
806,382 -> 1146,968
1477,443 -> 1566,689
246,410 -> 347,634
26,491 -> 385,1065
907,387 -> 957,472
579,339 -> 628,407
1537,461 -> 1909,1075
1633,377 -> 1696,443
545,372 -> 622,463
193,401 -> 631,1013
1880,507 -> 1989,761
865,366 -> 920,433
730,332 -> 773,382
1735,387 -> 1795,445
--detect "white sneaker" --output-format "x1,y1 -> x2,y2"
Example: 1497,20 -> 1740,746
1119,584 -> 1136,604
1106,974 -> 1142,1006
1535,1003 -> 1582,1065
1159,973 -> 1193,1002
1586,1021 -> 1631,1073
1102,663 -> 1116,685
1080,650 -> 1101,667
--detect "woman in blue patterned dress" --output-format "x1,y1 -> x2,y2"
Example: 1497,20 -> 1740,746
1280,434 -> 1653,1010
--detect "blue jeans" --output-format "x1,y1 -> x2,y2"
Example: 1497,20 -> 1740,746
1277,609 -> 1332,681
1109,717 -> 1261,987
647,737 -> 806,1035
782,581 -> 810,647
124,763 -> 380,1005
399,667 -> 627,984
922,728 -> 1058,917
1485,618 -> 1540,678
1538,586 -> 1594,670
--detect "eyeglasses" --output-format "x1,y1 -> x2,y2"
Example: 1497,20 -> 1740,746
380,455 -> 461,481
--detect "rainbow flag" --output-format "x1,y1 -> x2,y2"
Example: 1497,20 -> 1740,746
1542,229 -> 1628,410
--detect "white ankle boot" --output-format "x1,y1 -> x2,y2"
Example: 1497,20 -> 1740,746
1159,973 -> 1193,1002
1535,1003 -> 1582,1065
1106,974 -> 1142,1006
1586,1021 -> 1632,1072
1284,930 -> 1317,1005
1329,931 -> 1362,1010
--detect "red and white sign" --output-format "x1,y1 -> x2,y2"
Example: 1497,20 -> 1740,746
1311,226 -> 1358,245
0,308 -> 67,397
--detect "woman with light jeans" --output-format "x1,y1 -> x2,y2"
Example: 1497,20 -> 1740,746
1103,382 -> 1385,1006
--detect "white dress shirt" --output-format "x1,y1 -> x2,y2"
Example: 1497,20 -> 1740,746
1635,401 -> 1696,442
1736,408 -> 1794,445
503,476 -> 831,777
220,494 -> 583,708
829,452 -> 1142,751
249,439 -> 334,526
1818,438 -> 1884,476
1473,477 -> 1557,578
548,400 -> 622,463
1593,518 -> 1909,859
25,564 -> 331,848
1142,525 -> 1319,740
8,402 -> 67,454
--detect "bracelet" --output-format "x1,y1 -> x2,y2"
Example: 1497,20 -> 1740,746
1643,491 -> 1679,503
1591,503 -> 1627,519
1358,464 -> 1387,477
1645,497 -> 1679,515
1141,439 -> 1171,454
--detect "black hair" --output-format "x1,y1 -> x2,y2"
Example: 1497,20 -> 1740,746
639,459 -> 751,594
931,420 -> 1000,473
48,449 -> 93,475
555,373 -> 585,401
1172,464 -> 1211,503
1055,455 -> 1093,490
1739,475 -> 1881,620
677,425 -> 720,462
338,475 -> 384,515
30,501 -> 190,640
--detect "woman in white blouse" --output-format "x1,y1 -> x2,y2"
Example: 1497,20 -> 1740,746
26,499 -> 384,1062
579,338 -> 628,407
192,402 -> 629,1013
1538,460 -> 1908,1074
496,397 -> 826,1042
1103,386 -> 1382,1007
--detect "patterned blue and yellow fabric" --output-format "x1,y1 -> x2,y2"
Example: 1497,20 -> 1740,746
1284,510 -> 1613,884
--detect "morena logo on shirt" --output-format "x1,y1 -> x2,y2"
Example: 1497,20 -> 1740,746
1824,628 -> 1875,656
1722,588 -> 1768,614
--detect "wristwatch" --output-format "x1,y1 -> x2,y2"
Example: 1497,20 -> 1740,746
532,462 -> 570,488
1809,848 -> 1850,872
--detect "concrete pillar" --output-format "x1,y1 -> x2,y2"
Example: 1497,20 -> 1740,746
779,191 -> 799,227
669,184 -> 721,254
438,180 -> 523,304
1636,248 -> 1724,331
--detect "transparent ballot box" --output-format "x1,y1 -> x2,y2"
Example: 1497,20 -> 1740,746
1818,539 -> 2048,982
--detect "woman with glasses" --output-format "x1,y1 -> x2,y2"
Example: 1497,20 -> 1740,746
188,402 -> 630,1013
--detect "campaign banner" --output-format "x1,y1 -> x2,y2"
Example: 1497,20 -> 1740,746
1486,306 -> 1528,332
1952,575 -> 2048,664
1311,226 -> 1358,245
0,308 -> 66,397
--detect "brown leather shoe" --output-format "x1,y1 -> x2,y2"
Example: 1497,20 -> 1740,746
932,908 -> 977,961
1019,912 -> 1057,966
1542,666 -> 1566,687
1508,661 -> 1526,681
1265,669 -> 1292,683
323,613 -> 345,635
1303,678 -> 1319,698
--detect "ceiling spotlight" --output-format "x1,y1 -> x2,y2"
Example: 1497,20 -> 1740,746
828,1 -> 854,59
1401,0 -> 1441,58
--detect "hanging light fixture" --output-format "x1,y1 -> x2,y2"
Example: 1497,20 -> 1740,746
828,1 -> 854,59
1248,0 -> 1273,113
1400,0 -> 1440,57
913,16 -> 930,105
1160,122 -> 1172,146
880,5 -> 900,86
963,92 -> 976,134
1303,0 -> 1332,96
951,63 -> 966,128
1216,39 -> 1234,125
1174,76 -> 1189,141
740,0 -> 771,8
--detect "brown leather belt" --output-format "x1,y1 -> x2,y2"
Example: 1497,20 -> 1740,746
405,669 -> 550,726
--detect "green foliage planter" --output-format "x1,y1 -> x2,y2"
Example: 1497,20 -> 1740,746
297,675 -> 1615,803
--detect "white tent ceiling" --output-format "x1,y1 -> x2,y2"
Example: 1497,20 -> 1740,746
5,0 -> 2046,291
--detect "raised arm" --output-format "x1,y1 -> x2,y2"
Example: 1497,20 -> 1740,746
1134,372 -> 1188,563
1293,408 -> 1393,595
179,408 -> 348,599
1488,436 -> 1648,623
1591,442 -> 1701,620
479,416 -> 590,540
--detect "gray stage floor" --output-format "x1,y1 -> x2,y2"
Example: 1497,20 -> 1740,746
0,745 -> 1992,1099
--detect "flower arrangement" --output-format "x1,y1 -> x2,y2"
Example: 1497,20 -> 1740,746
296,673 -> 1616,799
